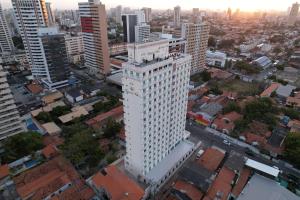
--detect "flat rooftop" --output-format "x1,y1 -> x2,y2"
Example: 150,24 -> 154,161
146,140 -> 194,183
245,159 -> 279,177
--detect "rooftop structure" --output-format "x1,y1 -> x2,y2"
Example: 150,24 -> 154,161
58,106 -> 89,124
245,159 -> 279,178
253,56 -> 272,69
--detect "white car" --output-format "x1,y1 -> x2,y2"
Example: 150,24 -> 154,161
223,140 -> 231,146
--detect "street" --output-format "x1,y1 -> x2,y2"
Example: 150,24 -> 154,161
186,121 -> 300,180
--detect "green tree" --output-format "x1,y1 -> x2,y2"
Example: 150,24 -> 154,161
50,106 -> 71,118
223,102 -> 241,114
36,112 -> 52,123
2,132 -> 44,163
208,36 -> 217,47
282,108 -> 300,120
200,71 -> 211,82
103,118 -> 122,138
284,133 -> 300,168
62,122 -> 88,139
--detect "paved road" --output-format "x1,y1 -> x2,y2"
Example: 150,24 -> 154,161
186,121 -> 300,181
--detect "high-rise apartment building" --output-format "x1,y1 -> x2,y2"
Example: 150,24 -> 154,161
122,39 -> 194,186
174,6 -> 181,27
115,5 -> 122,24
142,7 -> 152,23
0,65 -> 25,140
192,8 -> 200,23
12,0 -> 49,79
79,0 -> 110,75
122,11 -> 146,43
65,33 -> 84,64
182,22 -> 210,74
288,2 -> 299,26
38,27 -> 70,89
45,2 -> 55,25
135,23 -> 150,43
0,3 -> 14,55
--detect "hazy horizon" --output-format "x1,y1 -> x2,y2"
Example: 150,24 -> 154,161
0,0 -> 298,12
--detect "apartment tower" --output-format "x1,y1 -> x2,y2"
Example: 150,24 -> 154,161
122,39 -> 194,186
142,7 -> 152,23
288,2 -> 299,26
174,6 -> 181,27
79,0 -> 110,75
0,3 -> 14,55
0,65 -> 25,140
182,22 -> 210,74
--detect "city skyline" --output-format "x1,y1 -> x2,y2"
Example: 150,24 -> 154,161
0,0 -> 299,11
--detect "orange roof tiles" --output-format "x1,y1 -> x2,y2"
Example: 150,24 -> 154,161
243,132 -> 267,146
0,164 -> 9,179
42,144 -> 59,159
91,165 -> 144,200
197,148 -> 225,172
212,112 -> 242,133
173,180 -> 204,200
260,83 -> 280,97
231,168 -> 251,197
86,106 -> 123,128
26,83 -> 43,94
13,156 -> 93,200
205,167 -> 235,200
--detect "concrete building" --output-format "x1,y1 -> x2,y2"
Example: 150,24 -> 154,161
65,33 -> 84,64
135,23 -> 150,43
11,0 -> 49,79
0,65 -> 25,140
174,6 -> 181,27
45,2 -> 55,25
288,2 -> 299,26
38,27 -> 70,89
142,7 -> 152,23
0,3 -> 14,55
122,11 -> 147,43
182,22 -> 210,74
206,50 -> 227,68
115,5 -> 122,24
192,8 -> 200,23
79,0 -> 110,75
122,39 -> 194,188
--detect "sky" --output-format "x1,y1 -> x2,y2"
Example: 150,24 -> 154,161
0,0 -> 297,11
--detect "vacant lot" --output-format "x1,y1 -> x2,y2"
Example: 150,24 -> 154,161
218,79 -> 261,96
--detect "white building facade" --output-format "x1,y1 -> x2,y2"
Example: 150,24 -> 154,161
65,33 -> 85,64
135,23 -> 150,43
174,6 -> 181,27
122,39 -> 194,184
0,3 -> 14,55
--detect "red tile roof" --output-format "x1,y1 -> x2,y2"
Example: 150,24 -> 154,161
173,180 -> 204,200
42,144 -> 59,159
91,165 -> 144,200
197,148 -> 225,172
26,82 -> 43,94
205,167 -> 235,200
13,156 -> 93,200
0,164 -> 9,179
86,106 -> 123,128
231,168 -> 251,197
243,132 -> 267,146
212,112 -> 242,133
260,83 -> 280,97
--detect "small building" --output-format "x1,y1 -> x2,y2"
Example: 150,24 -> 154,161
59,106 -> 89,124
253,56 -> 272,69
41,91 -> 63,105
197,147 -> 226,172
260,83 -> 280,97
211,112 -> 242,134
88,165 -> 145,200
206,50 -> 227,68
42,122 -> 62,135
276,84 -> 296,98
65,88 -> 84,104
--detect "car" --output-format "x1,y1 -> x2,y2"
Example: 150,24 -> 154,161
223,140 -> 231,146
196,149 -> 204,160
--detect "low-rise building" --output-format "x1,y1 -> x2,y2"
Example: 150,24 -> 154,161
206,50 -> 227,68
211,111 -> 242,134
58,106 -> 89,124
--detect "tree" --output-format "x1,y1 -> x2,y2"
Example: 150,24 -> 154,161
282,108 -> 300,120
208,36 -> 216,47
36,112 -> 52,123
62,129 -> 103,168
2,132 -> 44,163
50,106 -> 71,118
284,133 -> 300,168
219,39 -> 235,49
234,60 -> 260,74
62,122 -> 88,139
103,118 -> 122,139
200,71 -> 211,82
223,102 -> 241,114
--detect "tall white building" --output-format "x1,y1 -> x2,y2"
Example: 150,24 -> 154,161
135,23 -> 150,43
115,5 -> 122,24
142,7 -> 151,23
122,39 -> 194,186
174,6 -> 181,27
0,65 -> 25,140
0,3 -> 14,55
122,11 -> 147,43
182,22 -> 210,74
288,2 -> 299,26
12,0 -> 49,79
45,2 -> 55,25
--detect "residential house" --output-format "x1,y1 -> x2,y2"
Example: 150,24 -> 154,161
65,88 -> 84,104
211,111 -> 242,134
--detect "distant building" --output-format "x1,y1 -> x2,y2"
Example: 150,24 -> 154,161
287,2 -> 299,26
253,56 -> 272,69
65,33 -> 84,64
174,6 -> 181,27
38,27 -> 70,89
122,11 -> 146,43
0,3 -> 14,55
135,23 -> 150,42
0,65 -> 25,140
114,5 -> 122,24
182,23 -> 210,74
79,0 -> 110,75
45,2 -> 55,25
192,8 -> 200,23
142,7 -> 152,23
